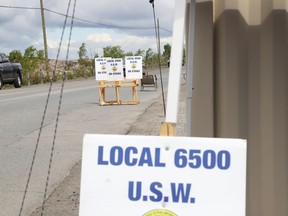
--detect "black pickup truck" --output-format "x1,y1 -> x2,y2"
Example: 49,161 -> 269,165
0,53 -> 23,89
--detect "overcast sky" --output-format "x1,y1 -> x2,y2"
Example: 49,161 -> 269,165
0,0 -> 175,60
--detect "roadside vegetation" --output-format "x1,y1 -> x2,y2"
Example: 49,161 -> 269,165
7,43 -> 171,86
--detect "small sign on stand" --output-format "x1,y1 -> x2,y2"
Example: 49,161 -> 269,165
95,58 -> 109,81
125,56 -> 143,80
95,57 -> 143,106
106,58 -> 124,81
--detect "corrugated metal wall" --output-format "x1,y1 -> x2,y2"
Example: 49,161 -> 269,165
190,1 -> 288,215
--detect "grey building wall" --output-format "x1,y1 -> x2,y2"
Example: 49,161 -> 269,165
190,1 -> 214,137
190,1 -> 288,215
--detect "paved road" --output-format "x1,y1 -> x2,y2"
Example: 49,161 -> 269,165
0,68 -> 171,216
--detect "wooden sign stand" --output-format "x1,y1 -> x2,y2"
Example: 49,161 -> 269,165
160,122 -> 176,136
98,80 -> 139,106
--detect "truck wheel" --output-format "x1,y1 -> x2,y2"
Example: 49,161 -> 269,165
14,73 -> 22,88
0,76 -> 3,90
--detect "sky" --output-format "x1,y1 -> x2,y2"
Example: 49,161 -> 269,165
0,0 -> 175,60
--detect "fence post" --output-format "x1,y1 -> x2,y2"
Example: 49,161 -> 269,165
26,72 -> 30,86
40,69 -> 44,84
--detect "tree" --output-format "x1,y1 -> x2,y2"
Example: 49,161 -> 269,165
125,51 -> 134,56
134,49 -> 144,57
78,43 -> 87,59
77,43 -> 93,78
8,50 -> 23,62
163,43 -> 171,60
23,46 -> 38,59
9,47 -> 44,84
143,48 -> 154,66
103,45 -> 125,58
37,50 -> 45,60
13,46 -> 44,85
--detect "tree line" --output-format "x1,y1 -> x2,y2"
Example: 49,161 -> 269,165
7,43 -> 171,86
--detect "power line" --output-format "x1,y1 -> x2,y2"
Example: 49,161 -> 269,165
18,0 -> 77,214
149,0 -> 166,116
0,5 -> 39,10
0,5 -> 172,33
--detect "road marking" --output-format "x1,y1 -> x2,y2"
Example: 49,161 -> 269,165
0,85 -> 98,103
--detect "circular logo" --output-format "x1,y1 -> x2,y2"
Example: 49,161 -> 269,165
112,66 -> 118,72
101,65 -> 106,71
143,209 -> 177,216
132,64 -> 137,69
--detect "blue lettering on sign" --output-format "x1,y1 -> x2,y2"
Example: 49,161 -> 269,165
110,146 -> 123,165
97,146 -> 166,167
98,146 -> 108,165
125,147 -> 137,166
127,70 -> 140,73
150,182 -> 163,202
128,181 -> 195,204
174,149 -> 231,170
171,183 -> 195,203
97,146 -> 233,205
128,181 -> 142,201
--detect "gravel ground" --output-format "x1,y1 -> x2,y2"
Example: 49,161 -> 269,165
29,84 -> 186,216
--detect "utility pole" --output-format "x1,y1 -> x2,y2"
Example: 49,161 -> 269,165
39,0 -> 49,74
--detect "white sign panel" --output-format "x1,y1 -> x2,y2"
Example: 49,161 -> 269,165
125,56 -> 143,79
95,58 -> 109,81
106,58 -> 124,81
80,134 -> 247,216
